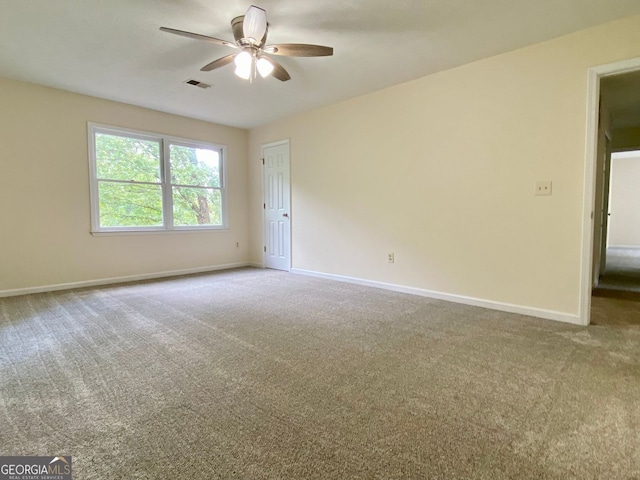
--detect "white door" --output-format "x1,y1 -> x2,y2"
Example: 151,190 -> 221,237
263,141 -> 290,270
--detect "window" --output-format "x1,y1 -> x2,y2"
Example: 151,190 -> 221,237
88,124 -> 226,233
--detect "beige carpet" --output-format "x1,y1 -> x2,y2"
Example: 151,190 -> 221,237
1,268 -> 639,479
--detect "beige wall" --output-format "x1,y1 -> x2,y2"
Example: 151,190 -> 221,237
0,77 -> 249,293
608,152 -> 640,247
249,15 -> 640,318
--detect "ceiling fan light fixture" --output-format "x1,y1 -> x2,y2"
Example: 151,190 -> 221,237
234,51 -> 252,79
257,57 -> 274,78
243,5 -> 267,44
234,64 -> 251,80
234,50 -> 252,68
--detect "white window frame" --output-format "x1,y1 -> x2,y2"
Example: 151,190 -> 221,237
88,123 -> 227,235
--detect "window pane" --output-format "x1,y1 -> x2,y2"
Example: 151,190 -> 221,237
98,182 -> 163,227
170,144 -> 220,187
96,133 -> 161,183
172,187 -> 222,226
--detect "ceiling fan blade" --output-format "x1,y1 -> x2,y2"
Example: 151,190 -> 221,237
159,27 -> 237,48
243,5 -> 267,43
264,43 -> 333,57
200,54 -> 237,72
268,58 -> 291,82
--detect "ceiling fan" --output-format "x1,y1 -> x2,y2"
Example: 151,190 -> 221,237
160,5 -> 333,82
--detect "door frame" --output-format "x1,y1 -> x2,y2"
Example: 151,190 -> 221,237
580,56 -> 640,325
261,139 -> 291,271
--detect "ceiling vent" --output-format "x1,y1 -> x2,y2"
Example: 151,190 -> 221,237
184,79 -> 211,89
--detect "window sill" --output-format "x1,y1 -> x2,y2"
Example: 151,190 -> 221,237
91,227 -> 229,237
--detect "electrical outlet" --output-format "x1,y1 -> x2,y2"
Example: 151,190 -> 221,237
388,252 -> 395,263
236,242 -> 239,248
535,181 -> 552,196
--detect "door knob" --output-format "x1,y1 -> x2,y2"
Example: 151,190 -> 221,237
283,213 -> 289,218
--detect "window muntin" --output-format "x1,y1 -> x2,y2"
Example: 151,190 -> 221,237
88,124 -> 226,233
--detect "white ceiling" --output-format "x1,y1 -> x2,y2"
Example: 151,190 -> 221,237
2,0 -> 640,129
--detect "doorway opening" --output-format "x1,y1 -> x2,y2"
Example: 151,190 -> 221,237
595,150 -> 640,293
583,58 -> 640,324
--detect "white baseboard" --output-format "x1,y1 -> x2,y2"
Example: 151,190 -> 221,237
607,245 -> 640,250
0,262 -> 251,298
2,264 -> 582,325
291,268 -> 582,326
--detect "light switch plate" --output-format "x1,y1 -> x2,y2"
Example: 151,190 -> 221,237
535,181 -> 552,196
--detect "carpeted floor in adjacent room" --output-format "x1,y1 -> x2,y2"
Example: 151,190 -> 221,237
1,268 -> 639,479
